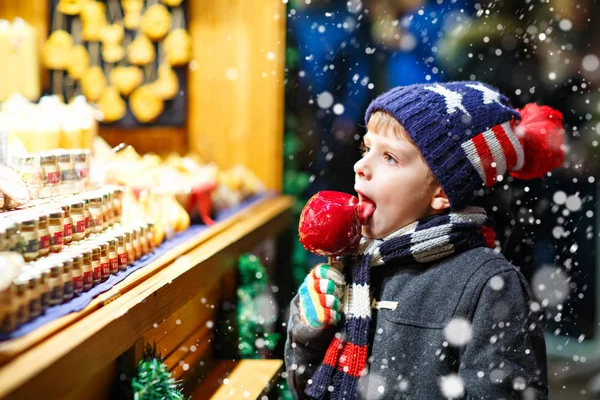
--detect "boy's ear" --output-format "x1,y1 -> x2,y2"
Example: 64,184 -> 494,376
431,186 -> 450,211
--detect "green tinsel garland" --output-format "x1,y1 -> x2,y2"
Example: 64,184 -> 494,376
237,253 -> 281,358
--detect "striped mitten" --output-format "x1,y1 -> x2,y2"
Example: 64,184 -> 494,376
298,263 -> 346,329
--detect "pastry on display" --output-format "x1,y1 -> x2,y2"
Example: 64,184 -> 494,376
100,24 -> 125,63
110,65 -> 143,97
81,0 -> 107,42
57,0 -> 84,15
0,165 -> 31,210
161,0 -> 184,7
66,45 -> 89,80
164,28 -> 192,67
122,0 -> 144,30
97,86 -> 126,123
140,4 -> 171,42
127,34 -> 155,66
81,66 -> 107,103
42,30 -> 73,70
129,85 -> 163,123
151,63 -> 179,100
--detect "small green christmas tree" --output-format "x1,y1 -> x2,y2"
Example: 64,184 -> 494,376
131,358 -> 186,400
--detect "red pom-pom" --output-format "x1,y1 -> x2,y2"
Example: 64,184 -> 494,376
510,103 -> 565,180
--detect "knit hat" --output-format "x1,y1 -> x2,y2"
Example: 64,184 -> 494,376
364,81 -> 565,210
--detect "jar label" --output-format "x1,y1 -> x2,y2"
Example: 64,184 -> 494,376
63,281 -> 74,297
118,253 -> 128,266
101,262 -> 110,277
92,260 -> 101,281
25,238 -> 39,254
75,219 -> 85,234
76,167 -> 89,179
61,169 -> 76,181
109,257 -> 118,273
46,171 -> 60,185
64,223 -> 73,238
51,231 -> 64,246
39,234 -> 50,250
40,292 -> 49,308
50,285 -> 64,302
83,271 -> 93,287
73,276 -> 83,293
30,298 -> 41,315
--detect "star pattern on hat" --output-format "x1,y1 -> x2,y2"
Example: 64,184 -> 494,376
466,83 -> 506,107
424,84 -> 471,116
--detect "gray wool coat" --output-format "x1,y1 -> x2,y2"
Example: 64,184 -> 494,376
284,246 -> 548,399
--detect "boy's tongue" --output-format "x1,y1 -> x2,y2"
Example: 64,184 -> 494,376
357,199 -> 376,225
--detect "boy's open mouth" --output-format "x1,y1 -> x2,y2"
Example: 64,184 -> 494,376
356,192 -> 376,225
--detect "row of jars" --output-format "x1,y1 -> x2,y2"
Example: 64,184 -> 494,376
0,186 -> 123,260
0,221 -> 156,333
10,148 -> 91,200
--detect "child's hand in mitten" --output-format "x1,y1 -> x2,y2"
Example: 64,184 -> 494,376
298,263 -> 346,329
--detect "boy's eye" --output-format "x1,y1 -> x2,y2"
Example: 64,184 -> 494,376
384,153 -> 398,164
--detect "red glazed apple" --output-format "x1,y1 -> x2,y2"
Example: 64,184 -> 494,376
298,191 -> 375,257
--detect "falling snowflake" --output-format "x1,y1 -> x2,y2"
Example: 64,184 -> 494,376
317,91 -> 334,109
439,374 -> 464,399
444,318 -> 473,347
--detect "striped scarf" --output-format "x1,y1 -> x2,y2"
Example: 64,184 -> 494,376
305,207 -> 496,400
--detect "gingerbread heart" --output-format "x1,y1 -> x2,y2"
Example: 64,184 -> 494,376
81,65 -> 107,102
42,30 -> 73,70
130,84 -> 164,123
164,28 -> 192,66
110,65 -> 144,96
141,4 -> 172,42
128,34 -> 155,66
97,86 -> 126,122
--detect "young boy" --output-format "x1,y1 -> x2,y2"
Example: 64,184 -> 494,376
285,81 -> 564,399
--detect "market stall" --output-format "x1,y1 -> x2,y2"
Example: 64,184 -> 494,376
0,1 -> 288,399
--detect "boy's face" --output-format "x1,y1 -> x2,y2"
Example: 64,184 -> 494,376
354,127 -> 444,239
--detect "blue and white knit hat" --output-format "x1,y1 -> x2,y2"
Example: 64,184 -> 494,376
364,81 -> 565,211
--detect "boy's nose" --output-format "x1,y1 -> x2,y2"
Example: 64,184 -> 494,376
354,158 -> 371,180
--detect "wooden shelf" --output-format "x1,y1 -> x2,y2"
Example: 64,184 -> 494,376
0,195 -> 293,400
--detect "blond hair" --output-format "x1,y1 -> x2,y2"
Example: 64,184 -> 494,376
366,111 -> 437,185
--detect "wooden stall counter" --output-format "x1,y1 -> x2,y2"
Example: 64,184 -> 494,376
0,194 -> 293,400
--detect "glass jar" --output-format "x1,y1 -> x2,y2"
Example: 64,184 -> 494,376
40,153 -> 60,186
27,273 -> 41,319
73,149 -> 90,189
57,151 -> 76,195
106,238 -> 118,275
116,233 -> 127,271
1,284 -> 18,332
90,245 -> 101,286
61,257 -> 74,301
37,212 -> 50,257
138,224 -> 148,256
5,221 -> 18,253
80,248 -> 93,291
70,200 -> 86,241
48,262 -> 64,306
9,221 -> 27,254
82,197 -> 91,236
101,191 -> 110,229
132,227 -> 142,260
14,277 -> 30,326
20,216 -> 40,262
48,209 -> 64,253
68,253 -> 83,295
146,222 -> 155,252
123,230 -> 134,265
93,241 -> 110,282
37,267 -> 51,312
61,203 -> 73,245
89,195 -> 104,234
113,187 -> 123,224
